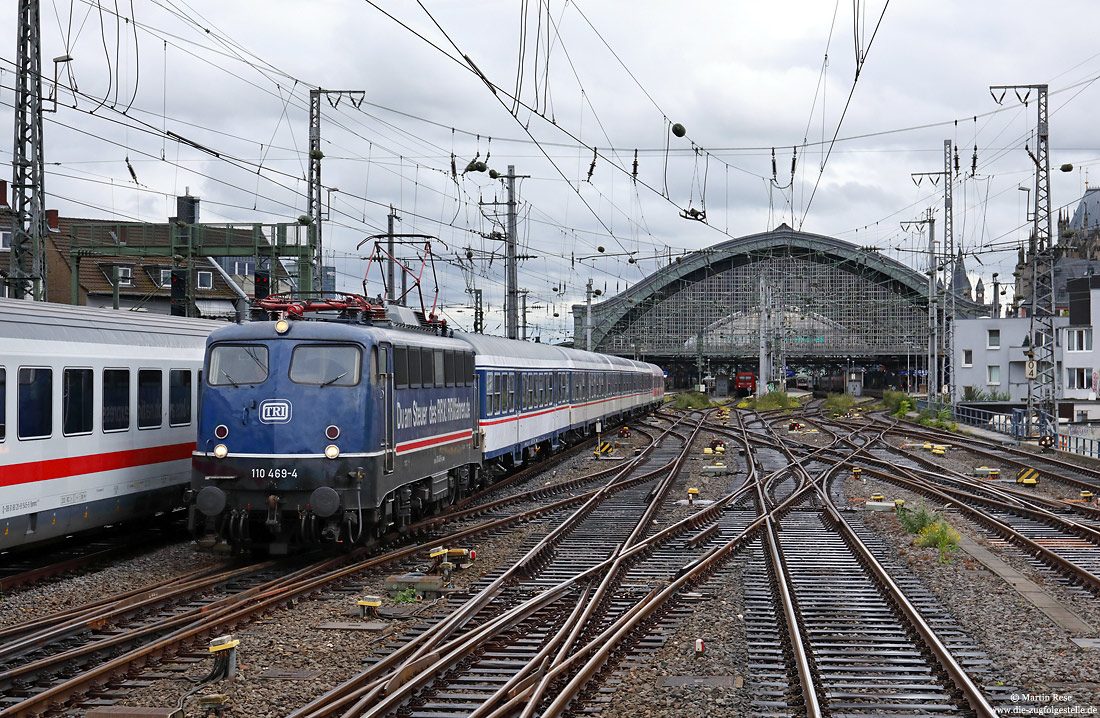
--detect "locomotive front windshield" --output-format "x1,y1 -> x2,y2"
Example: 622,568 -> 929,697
289,344 -> 361,386
208,344 -> 269,386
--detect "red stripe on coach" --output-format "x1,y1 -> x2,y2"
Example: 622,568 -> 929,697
0,442 -> 195,488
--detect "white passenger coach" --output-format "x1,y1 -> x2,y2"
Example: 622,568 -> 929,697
0,298 -> 215,550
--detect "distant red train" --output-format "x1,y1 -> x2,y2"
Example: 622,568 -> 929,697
734,372 -> 756,397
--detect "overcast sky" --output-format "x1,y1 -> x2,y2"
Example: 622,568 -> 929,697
3,1 -> 1099,340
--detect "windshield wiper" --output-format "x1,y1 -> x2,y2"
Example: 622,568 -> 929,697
221,370 -> 240,387
319,371 -> 348,387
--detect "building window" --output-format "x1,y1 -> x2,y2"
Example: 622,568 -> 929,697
962,350 -> 973,367
197,271 -> 213,290
987,365 -> 1001,385
1067,367 -> 1093,390
987,329 -> 1000,349
232,261 -> 255,276
160,269 -> 172,287
117,266 -> 133,286
1068,328 -> 1093,352
0,230 -> 11,249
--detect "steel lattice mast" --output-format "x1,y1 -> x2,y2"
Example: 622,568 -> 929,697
307,89 -> 322,292
9,0 -> 48,301
992,84 -> 1056,438
943,139 -> 955,404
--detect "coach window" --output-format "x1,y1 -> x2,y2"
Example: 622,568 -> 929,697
408,347 -> 421,387
138,370 -> 163,430
18,367 -> 52,440
495,373 -> 503,414
169,369 -> 192,426
395,346 -> 408,387
0,368 -> 5,441
103,369 -> 130,431
208,344 -> 268,386
63,368 -> 94,436
290,345 -> 361,386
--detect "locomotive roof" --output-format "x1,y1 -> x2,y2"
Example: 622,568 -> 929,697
207,318 -> 473,350
0,297 -> 218,348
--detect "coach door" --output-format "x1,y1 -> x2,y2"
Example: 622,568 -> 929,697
380,343 -> 395,473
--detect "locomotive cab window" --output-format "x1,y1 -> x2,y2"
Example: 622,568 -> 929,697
290,345 -> 361,386
378,345 -> 389,378
18,367 -> 52,440
209,344 -> 269,386
63,368 -> 94,436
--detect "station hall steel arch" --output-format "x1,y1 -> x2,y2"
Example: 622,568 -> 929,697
573,225 -> 960,362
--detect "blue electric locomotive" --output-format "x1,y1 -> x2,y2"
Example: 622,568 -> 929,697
190,296 -> 663,552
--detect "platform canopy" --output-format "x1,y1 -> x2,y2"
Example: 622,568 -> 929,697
573,225 -> 977,361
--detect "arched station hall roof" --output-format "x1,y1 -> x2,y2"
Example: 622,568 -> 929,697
573,225 -> 980,360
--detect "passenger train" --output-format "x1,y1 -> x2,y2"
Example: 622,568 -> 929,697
0,298 -> 216,551
190,296 -> 665,552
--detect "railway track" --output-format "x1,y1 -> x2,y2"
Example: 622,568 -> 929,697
12,406 -> 1096,716
0,418 -> 684,717
0,521 -> 188,592
284,412 -> 707,718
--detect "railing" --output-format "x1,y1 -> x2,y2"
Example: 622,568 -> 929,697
915,399 -> 1100,460
914,399 -> 1014,437
1056,434 -> 1100,459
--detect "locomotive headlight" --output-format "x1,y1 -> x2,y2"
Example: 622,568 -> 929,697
325,425 -> 340,440
275,319 -> 290,334
214,424 -> 229,440
214,444 -> 229,459
325,444 -> 340,459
